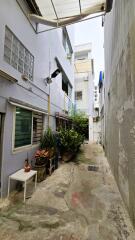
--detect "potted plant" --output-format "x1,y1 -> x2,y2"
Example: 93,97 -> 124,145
59,129 -> 84,162
40,128 -> 57,175
70,113 -> 89,140
40,128 -> 56,157
34,149 -> 48,182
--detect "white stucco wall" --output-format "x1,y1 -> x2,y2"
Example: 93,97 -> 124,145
76,75 -> 94,116
0,0 -> 74,196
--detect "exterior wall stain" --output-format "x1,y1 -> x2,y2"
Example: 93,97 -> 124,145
104,0 -> 135,226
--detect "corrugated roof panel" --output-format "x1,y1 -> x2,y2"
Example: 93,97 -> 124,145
52,0 -> 80,19
80,0 -> 105,11
30,0 -> 106,27
34,0 -> 106,20
36,0 -> 56,19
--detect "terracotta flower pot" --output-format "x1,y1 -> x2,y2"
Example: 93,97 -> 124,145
62,152 -> 75,162
34,164 -> 46,182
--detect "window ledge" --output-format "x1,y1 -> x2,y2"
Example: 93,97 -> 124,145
0,69 -> 18,83
12,144 -> 39,154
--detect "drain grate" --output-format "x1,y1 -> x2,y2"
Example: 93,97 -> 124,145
88,165 -> 99,172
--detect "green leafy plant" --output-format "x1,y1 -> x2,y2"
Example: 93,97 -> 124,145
40,128 -> 56,151
34,149 -> 49,165
59,128 -> 84,154
70,113 -> 89,139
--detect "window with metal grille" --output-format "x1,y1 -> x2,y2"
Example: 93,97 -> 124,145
4,26 -> 34,81
15,107 -> 32,148
33,112 -> 43,144
14,107 -> 43,148
75,91 -> 82,100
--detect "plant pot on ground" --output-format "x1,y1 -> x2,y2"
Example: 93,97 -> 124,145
62,151 -> 75,162
40,127 -> 57,161
34,149 -> 48,182
59,128 -> 84,162
40,128 -> 56,152
34,164 -> 46,182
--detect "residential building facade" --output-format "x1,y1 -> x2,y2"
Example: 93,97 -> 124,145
104,0 -> 135,226
0,0 -> 74,197
99,73 -> 105,146
74,43 -> 94,141
94,85 -> 99,111
93,84 -> 101,143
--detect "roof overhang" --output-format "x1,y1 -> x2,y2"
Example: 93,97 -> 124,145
28,0 -> 113,28
0,69 -> 18,83
9,97 -> 48,114
106,0 -> 113,12
55,112 -> 71,121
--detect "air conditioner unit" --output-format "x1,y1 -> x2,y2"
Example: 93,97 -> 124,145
22,74 -> 29,81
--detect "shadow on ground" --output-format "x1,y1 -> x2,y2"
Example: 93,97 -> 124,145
0,143 -> 135,240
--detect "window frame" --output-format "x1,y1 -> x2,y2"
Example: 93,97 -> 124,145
62,28 -> 73,60
4,26 -> 34,81
62,78 -> 68,96
32,112 -> 44,145
75,91 -> 83,101
12,107 -> 44,152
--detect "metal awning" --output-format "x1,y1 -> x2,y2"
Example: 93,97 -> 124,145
55,112 -> 71,121
0,69 -> 18,83
29,0 -> 109,28
8,97 -> 48,114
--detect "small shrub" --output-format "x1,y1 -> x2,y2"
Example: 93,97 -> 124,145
40,128 -> 56,150
34,149 -> 49,165
70,113 -> 89,139
59,128 -> 84,154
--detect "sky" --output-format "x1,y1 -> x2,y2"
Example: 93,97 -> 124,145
74,16 -> 104,85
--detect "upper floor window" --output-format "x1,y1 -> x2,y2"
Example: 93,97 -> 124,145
4,26 -> 34,81
62,72 -> 72,98
62,78 -> 68,96
62,28 -> 72,60
75,91 -> 82,101
75,52 -> 88,61
77,58 -> 86,60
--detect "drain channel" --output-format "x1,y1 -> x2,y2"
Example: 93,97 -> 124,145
88,165 -> 99,172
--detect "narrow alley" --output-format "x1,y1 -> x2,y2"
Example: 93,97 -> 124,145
1,0 -> 135,239
0,143 -> 134,240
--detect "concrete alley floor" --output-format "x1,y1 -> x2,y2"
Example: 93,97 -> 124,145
0,143 -> 135,240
